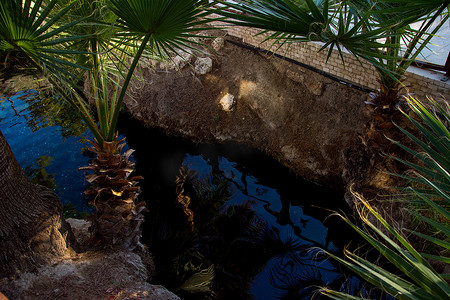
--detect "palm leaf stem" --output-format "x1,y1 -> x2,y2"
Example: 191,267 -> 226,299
15,44 -> 103,143
107,32 -> 150,141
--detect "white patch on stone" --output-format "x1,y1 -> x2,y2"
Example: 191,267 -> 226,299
194,57 -> 213,75
161,49 -> 193,70
281,145 -> 299,161
212,37 -> 225,52
219,93 -> 236,112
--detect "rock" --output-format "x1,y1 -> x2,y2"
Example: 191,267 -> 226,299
66,218 -> 91,246
306,80 -> 324,96
119,284 -> 180,300
0,216 -> 177,300
286,69 -> 304,83
175,50 -> 193,69
194,57 -> 213,75
219,93 -> 236,111
162,50 -> 193,70
0,251 -> 180,300
211,37 -> 225,52
281,145 -> 299,161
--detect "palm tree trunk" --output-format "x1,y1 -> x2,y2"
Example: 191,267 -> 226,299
81,135 -> 145,250
0,130 -> 71,277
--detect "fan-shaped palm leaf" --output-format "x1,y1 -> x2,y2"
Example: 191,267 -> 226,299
0,0 -> 90,77
51,0 -> 120,72
218,0 -> 395,72
102,0 -> 216,141
0,0 -> 104,143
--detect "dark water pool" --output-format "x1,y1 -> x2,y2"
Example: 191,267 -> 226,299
0,91 -> 92,213
117,116 -> 368,299
1,91 -> 381,299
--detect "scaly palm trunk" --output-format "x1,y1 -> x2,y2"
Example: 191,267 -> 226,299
80,134 -> 145,250
365,76 -> 407,154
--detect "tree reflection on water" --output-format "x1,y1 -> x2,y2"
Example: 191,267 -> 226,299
145,156 -> 357,300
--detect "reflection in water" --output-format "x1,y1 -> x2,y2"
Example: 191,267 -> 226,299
1,91 -> 388,299
21,89 -> 87,138
23,155 -> 57,190
117,114 -> 373,300
0,91 -> 92,212
178,156 -> 342,299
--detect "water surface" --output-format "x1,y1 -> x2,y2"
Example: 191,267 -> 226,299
1,91 -> 377,299
0,91 -> 91,212
118,115 -> 365,299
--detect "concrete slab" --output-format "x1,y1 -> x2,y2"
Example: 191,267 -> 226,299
407,19 -> 449,81
409,19 -> 450,66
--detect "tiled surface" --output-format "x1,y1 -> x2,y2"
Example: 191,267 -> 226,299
409,19 -> 450,66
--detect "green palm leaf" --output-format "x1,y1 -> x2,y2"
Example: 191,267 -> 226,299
105,0 -> 216,141
321,96 -> 450,299
218,0 -> 450,100
0,0 -> 88,73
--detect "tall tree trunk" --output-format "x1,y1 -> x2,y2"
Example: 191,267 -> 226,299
0,130 -> 71,277
81,136 -> 145,250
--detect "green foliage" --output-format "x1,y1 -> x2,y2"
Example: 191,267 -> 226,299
1,0 -> 218,146
52,0 -> 119,71
0,0 -> 89,78
320,96 -> 450,299
219,0 -> 388,65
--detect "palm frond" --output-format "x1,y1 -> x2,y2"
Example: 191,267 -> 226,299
218,0 -> 450,98
105,0 -> 216,141
0,0 -> 88,75
321,96 -> 450,299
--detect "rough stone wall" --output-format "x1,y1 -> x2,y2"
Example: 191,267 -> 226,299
212,21 -> 450,102
124,33 -> 370,188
